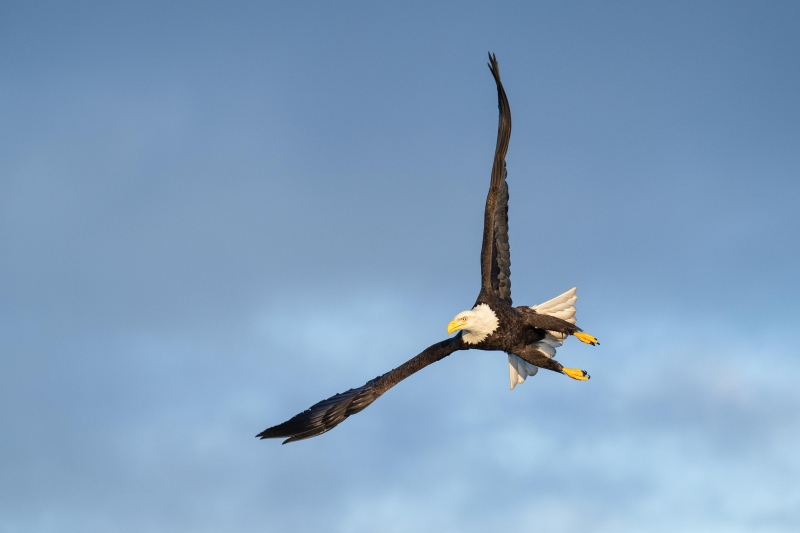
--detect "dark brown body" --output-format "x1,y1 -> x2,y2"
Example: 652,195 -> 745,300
473,290 -> 583,375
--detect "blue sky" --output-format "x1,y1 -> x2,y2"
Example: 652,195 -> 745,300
2,1 -> 799,532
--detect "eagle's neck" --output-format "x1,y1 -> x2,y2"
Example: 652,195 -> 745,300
462,303 -> 499,344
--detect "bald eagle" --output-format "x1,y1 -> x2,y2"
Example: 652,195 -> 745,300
258,53 -> 598,444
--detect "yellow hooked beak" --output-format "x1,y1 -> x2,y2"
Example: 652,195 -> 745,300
447,318 -> 465,335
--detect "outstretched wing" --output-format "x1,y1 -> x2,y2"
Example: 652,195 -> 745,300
480,53 -> 513,305
257,336 -> 465,444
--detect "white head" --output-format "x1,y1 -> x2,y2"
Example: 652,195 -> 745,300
446,303 -> 499,344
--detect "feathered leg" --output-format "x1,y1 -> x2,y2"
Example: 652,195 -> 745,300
518,308 -> 599,345
514,345 -> 590,381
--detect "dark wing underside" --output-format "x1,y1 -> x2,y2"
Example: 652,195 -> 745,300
491,179 -> 511,303
480,53 -> 513,305
257,337 -> 465,443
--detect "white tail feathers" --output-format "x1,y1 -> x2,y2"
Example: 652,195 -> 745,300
508,287 -> 579,390
509,354 -> 538,390
531,286 -> 578,324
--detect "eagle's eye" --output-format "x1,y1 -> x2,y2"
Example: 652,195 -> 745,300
461,317 -> 468,322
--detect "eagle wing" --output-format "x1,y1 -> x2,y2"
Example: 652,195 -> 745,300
480,53 -> 513,305
257,336 -> 465,443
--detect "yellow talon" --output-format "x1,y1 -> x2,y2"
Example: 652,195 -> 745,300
563,367 -> 590,381
575,332 -> 599,345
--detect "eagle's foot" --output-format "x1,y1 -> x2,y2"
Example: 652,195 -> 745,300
574,332 -> 599,345
562,367 -> 590,381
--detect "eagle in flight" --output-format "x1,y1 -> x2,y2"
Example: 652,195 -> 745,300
258,53 -> 599,444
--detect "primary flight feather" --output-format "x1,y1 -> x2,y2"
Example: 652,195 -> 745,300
258,53 -> 599,444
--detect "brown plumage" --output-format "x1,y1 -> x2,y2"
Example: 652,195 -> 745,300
257,53 -> 598,444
